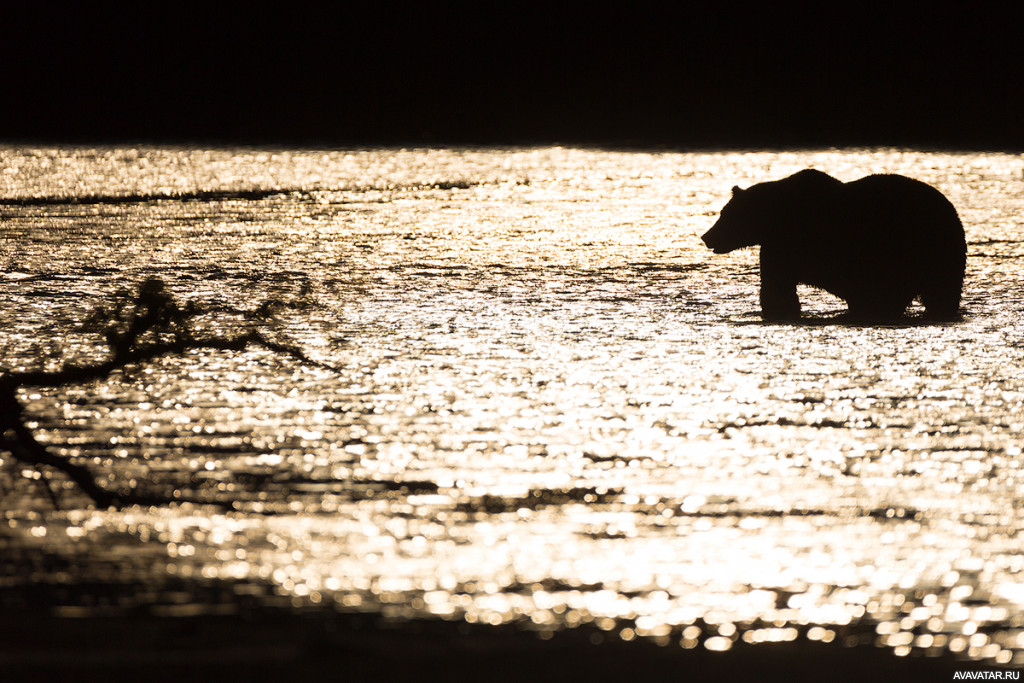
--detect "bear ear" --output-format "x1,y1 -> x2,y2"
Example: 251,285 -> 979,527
731,185 -> 744,196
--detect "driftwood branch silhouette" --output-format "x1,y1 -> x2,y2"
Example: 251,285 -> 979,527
0,278 -> 336,510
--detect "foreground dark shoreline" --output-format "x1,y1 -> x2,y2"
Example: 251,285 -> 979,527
0,606 -> 1008,683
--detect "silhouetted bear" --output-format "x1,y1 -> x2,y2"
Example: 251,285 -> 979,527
701,169 -> 966,321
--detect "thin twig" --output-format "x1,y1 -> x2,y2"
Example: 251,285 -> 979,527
0,279 -> 340,510
4,331 -> 339,390
35,465 -> 63,511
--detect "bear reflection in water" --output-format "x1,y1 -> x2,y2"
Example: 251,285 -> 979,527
701,169 -> 966,322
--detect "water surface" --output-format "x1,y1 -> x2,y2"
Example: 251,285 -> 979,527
2,146 -> 1024,665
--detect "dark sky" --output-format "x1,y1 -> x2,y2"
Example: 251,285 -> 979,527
3,4 -> 1023,149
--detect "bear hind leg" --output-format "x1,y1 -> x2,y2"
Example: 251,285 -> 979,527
920,242 -> 965,321
920,282 -> 962,320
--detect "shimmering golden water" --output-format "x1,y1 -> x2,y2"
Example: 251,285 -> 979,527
2,146 -> 1024,664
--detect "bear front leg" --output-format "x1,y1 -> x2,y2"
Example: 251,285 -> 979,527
759,249 -> 800,321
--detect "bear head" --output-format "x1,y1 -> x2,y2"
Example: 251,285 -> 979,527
701,170 -> 838,254
700,185 -> 762,254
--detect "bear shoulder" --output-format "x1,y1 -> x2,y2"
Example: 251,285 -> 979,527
791,168 -> 840,182
747,169 -> 842,202
743,169 -> 842,211
781,168 -> 843,188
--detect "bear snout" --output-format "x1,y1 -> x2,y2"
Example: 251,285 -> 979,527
700,228 -> 728,253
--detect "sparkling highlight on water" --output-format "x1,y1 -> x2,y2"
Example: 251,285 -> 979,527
2,146 -> 1024,666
